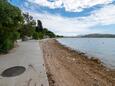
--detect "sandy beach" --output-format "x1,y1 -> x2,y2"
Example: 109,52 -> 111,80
40,39 -> 115,86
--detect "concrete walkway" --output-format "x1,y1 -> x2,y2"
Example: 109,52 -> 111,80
0,40 -> 49,86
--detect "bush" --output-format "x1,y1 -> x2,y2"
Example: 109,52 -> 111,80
33,32 -> 39,40
38,32 -> 44,39
12,31 -> 20,41
1,38 -> 13,53
0,0 -> 23,53
43,28 -> 55,38
19,13 -> 36,41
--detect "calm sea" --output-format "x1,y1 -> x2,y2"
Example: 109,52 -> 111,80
57,38 -> 115,69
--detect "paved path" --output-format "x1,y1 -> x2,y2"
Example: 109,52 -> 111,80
0,40 -> 49,86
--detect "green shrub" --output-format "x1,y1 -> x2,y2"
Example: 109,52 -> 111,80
38,32 -> 44,39
1,38 -> 13,53
43,28 -> 55,38
19,13 -> 36,41
12,31 -> 20,40
33,32 -> 39,40
0,0 -> 23,53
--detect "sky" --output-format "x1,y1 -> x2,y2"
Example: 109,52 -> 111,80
9,0 -> 115,36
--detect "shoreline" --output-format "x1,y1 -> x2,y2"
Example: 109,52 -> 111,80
40,39 -> 115,86
56,39 -> 114,70
57,39 -> 115,70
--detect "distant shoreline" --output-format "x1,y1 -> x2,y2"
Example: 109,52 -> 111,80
61,37 -> 115,38
62,33 -> 115,38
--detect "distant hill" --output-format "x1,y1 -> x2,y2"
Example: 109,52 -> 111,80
77,34 -> 115,38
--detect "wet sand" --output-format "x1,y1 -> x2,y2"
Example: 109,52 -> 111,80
40,39 -> 115,86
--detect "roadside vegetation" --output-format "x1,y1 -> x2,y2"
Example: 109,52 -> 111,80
0,0 -> 23,53
0,0 -> 62,53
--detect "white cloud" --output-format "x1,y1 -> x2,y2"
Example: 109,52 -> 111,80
89,4 -> 115,25
28,12 -> 90,35
22,3 -> 115,36
27,0 -> 112,12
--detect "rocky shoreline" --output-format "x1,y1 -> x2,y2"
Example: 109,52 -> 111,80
40,39 -> 115,86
